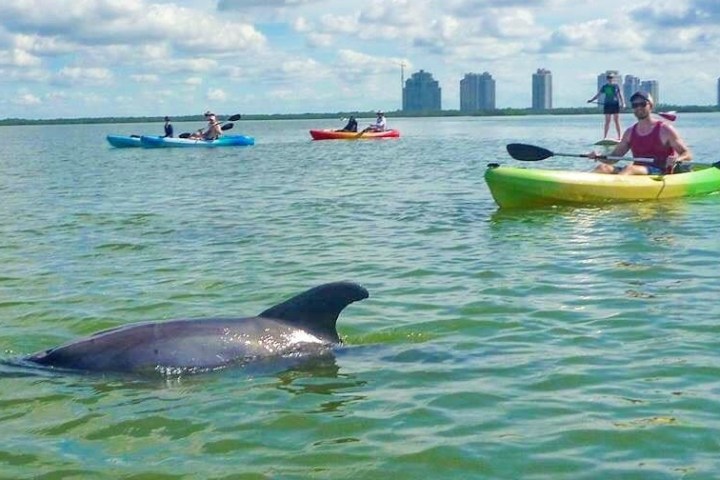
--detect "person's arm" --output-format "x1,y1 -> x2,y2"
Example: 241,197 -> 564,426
588,128 -> 631,160
587,89 -> 601,103
609,129 -> 631,157
663,124 -> 692,163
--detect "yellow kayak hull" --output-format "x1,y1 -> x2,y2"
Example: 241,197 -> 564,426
484,163 -> 720,209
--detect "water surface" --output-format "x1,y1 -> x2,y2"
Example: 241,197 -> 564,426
1,114 -> 719,479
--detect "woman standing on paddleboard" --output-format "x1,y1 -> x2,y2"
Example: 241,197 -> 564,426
587,72 -> 625,140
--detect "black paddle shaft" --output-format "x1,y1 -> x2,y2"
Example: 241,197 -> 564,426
506,143 -> 587,162
505,143 -> 654,165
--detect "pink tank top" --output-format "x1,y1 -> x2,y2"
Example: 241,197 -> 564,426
630,122 -> 675,172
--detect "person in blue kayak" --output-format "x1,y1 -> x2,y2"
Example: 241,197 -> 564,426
202,111 -> 223,140
190,111 -> 223,140
590,91 -> 692,175
587,73 -> 625,140
163,116 -> 173,138
337,116 -> 358,132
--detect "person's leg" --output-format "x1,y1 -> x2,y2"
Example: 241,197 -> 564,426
603,114 -> 611,138
618,164 -> 650,175
593,162 -> 616,174
612,114 -> 622,139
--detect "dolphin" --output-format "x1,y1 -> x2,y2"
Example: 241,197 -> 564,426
25,281 -> 369,374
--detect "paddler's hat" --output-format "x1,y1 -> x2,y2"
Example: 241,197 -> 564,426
204,110 -> 214,117
630,91 -> 654,106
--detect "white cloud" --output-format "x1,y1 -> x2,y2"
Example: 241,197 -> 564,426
206,88 -> 227,102
0,48 -> 41,67
130,74 -> 159,83
14,93 -> 42,105
55,67 -> 113,86
0,0 -> 718,117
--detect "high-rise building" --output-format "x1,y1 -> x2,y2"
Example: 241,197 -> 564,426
403,69 -> 442,112
640,80 -> 659,104
717,77 -> 720,106
460,72 -> 496,111
623,75 -> 641,102
532,68 -> 552,110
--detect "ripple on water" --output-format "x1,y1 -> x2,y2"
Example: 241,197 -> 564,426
2,117 -> 720,478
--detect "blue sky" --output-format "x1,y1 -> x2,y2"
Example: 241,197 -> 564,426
0,0 -> 718,119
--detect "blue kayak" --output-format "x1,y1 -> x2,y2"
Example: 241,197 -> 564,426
140,135 -> 255,148
107,134 -> 145,148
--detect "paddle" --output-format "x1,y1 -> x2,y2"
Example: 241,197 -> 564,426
178,113 -> 242,138
355,127 -> 371,138
179,122 -> 234,139
658,111 -> 677,121
506,143 -> 653,165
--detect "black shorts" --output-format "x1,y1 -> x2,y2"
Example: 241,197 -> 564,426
604,102 -> 620,115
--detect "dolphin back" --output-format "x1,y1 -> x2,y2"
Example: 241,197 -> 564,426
25,281 -> 369,373
258,281 -> 369,343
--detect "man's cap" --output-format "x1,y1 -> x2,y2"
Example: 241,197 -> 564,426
630,91 -> 654,105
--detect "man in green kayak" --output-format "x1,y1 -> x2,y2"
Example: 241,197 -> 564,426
591,91 -> 692,175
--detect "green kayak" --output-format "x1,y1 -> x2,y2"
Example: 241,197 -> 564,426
484,162 -> 720,209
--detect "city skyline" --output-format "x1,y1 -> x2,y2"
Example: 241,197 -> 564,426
397,67 -> 713,112
0,1 -> 719,119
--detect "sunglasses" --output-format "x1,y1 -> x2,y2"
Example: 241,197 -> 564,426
631,101 -> 648,108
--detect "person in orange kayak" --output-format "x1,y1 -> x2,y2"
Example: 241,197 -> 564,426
359,111 -> 387,134
337,116 -> 358,132
587,73 -> 625,140
590,91 -> 692,175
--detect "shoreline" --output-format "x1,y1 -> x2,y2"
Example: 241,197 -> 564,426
1,105 -> 718,126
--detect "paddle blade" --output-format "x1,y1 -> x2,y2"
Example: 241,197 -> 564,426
506,143 -> 554,161
221,122 -> 234,131
179,133 -> 191,139
658,111 -> 677,122
226,114 -> 242,121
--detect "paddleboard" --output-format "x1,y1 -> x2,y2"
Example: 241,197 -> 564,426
594,139 -> 621,147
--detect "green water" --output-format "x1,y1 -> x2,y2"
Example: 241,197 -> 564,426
1,114 -> 720,479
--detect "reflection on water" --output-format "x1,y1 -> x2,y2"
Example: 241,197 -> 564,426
274,354 -> 369,414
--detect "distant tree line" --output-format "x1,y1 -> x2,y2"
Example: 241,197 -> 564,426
1,105 -> 717,126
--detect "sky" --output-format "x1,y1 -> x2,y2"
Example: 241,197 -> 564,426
1,0 -> 719,119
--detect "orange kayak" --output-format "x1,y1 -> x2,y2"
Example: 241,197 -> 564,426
309,129 -> 400,140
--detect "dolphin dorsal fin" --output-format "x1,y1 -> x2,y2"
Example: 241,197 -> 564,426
258,282 -> 368,343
